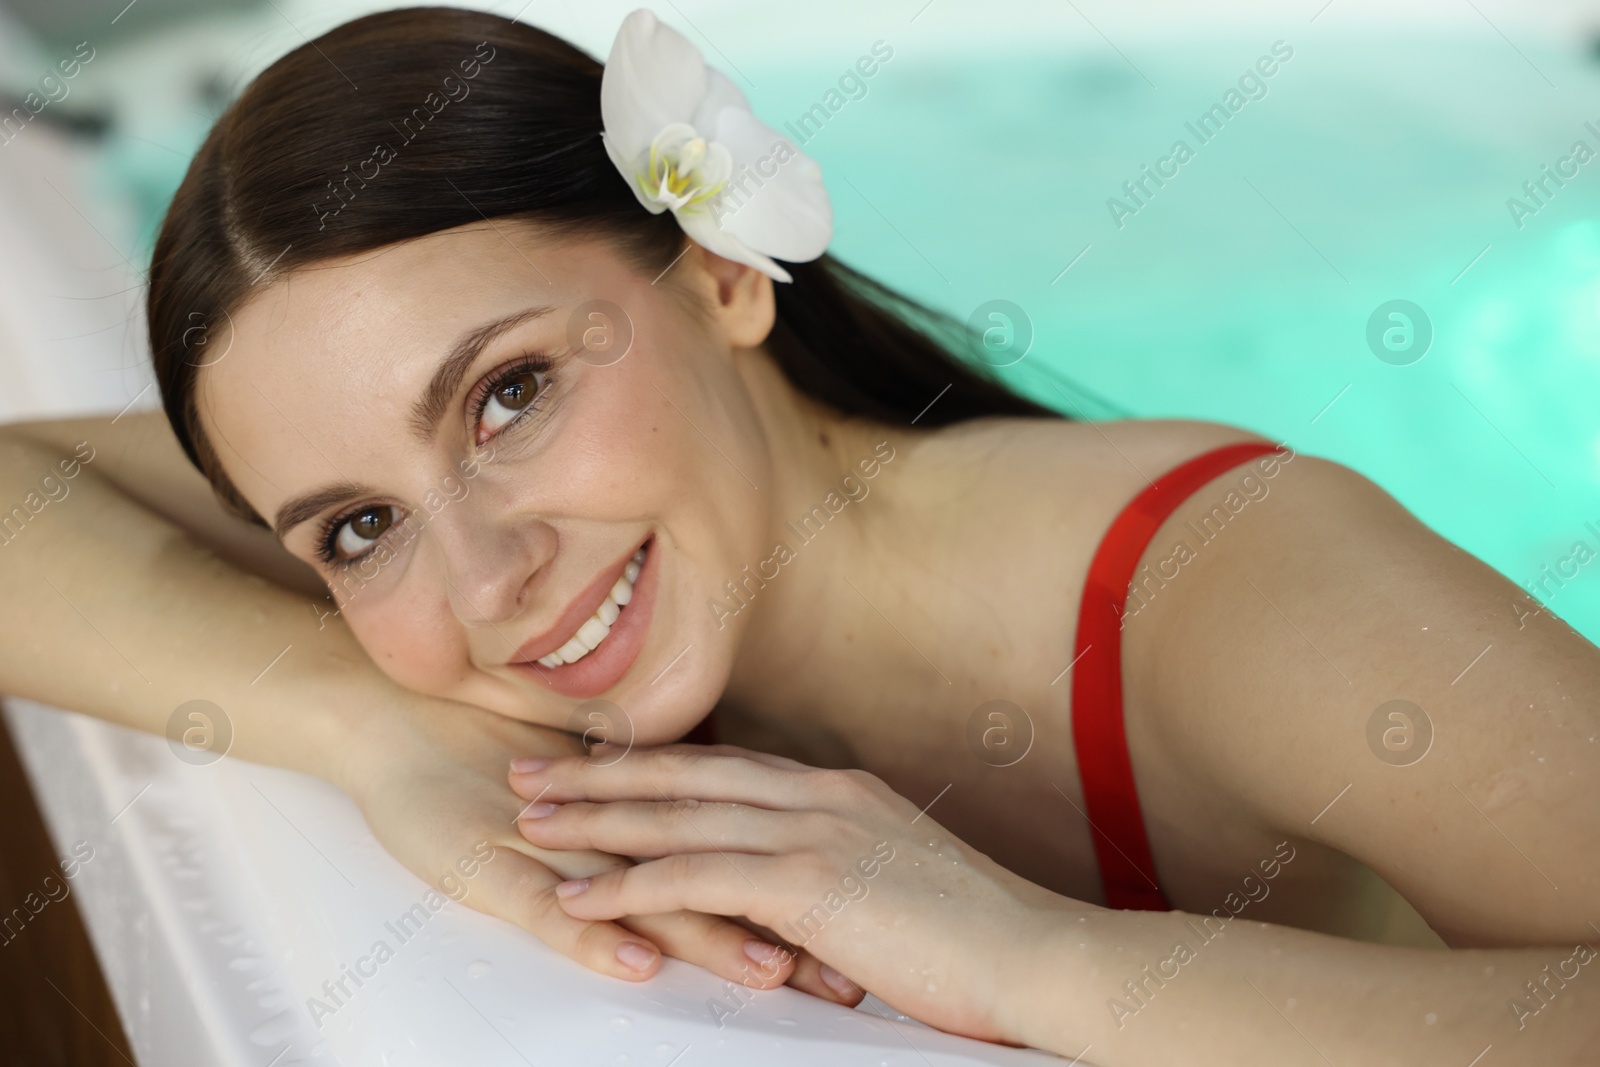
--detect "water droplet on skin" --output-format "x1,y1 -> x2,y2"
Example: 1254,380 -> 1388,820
466,959 -> 491,978
610,1015 -> 632,1032
925,981 -> 938,993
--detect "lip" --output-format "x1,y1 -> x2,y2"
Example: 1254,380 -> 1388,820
507,536 -> 659,699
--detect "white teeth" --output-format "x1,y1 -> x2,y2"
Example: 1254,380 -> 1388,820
575,616 -> 610,651
533,543 -> 648,668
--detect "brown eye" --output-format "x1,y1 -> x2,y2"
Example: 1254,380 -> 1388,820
496,373 -> 537,408
334,505 -> 397,558
478,367 -> 548,436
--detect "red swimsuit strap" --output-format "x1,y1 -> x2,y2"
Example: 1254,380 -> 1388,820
1072,440 -> 1285,910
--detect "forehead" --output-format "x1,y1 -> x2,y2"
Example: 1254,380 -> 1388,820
193,223 -> 613,515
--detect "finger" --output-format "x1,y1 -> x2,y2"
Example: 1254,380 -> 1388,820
619,911 -> 797,992
520,847 -> 861,1007
518,798 -> 825,857
811,960 -> 867,1006
621,741 -> 818,773
478,841 -> 797,992
553,852 -> 779,924
511,748 -> 793,805
509,748 -> 872,810
740,922 -> 865,1007
467,846 -> 664,981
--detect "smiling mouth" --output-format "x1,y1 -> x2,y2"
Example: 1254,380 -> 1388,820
533,544 -> 646,668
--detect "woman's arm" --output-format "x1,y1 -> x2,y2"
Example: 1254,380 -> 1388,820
1009,904 -> 1598,1065
0,412 -> 363,779
0,412 -> 833,995
1131,452 -> 1599,941
1072,450 -> 1600,1062
5,411 -> 328,599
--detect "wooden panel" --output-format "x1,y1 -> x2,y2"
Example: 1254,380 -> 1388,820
0,712 -> 135,1065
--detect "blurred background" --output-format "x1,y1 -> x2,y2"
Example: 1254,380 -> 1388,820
0,0 -> 1597,1061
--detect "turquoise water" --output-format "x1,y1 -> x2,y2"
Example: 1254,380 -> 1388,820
105,31 -> 1600,638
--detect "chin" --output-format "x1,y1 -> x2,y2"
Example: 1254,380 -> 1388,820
622,662 -> 729,746
609,601 -> 740,748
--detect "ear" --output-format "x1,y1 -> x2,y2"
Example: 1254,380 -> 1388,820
691,245 -> 776,349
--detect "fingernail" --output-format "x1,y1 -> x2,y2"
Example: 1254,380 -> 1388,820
819,964 -> 856,996
616,940 -> 658,971
510,757 -> 550,773
518,802 -> 559,820
743,938 -> 785,967
555,878 -> 590,898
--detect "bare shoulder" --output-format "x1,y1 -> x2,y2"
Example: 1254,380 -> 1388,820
896,414 -> 1283,599
1120,442 -> 1600,945
910,413 -> 1278,507
1060,414 -> 1279,471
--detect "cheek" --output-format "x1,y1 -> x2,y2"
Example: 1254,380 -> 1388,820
595,351 -> 774,588
343,586 -> 473,698
551,334 -> 769,541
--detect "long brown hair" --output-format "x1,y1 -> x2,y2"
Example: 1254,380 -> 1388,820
146,6 -> 1064,525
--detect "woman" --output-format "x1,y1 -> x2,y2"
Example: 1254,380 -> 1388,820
0,6 -> 1594,1063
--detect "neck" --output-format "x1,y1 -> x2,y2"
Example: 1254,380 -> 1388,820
714,345 -> 950,749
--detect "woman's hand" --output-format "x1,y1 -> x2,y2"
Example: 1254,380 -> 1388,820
509,741 -> 1080,1044
340,695 -> 853,1004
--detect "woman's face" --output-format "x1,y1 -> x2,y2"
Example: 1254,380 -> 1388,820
199,221 -> 779,741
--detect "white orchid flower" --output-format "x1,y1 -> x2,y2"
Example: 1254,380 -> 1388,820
600,8 -> 833,282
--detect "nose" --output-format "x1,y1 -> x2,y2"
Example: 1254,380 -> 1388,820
426,490 -> 555,631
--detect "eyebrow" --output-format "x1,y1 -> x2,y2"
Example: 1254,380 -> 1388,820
270,304 -> 557,543
407,304 -> 556,442
272,481 -> 371,541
